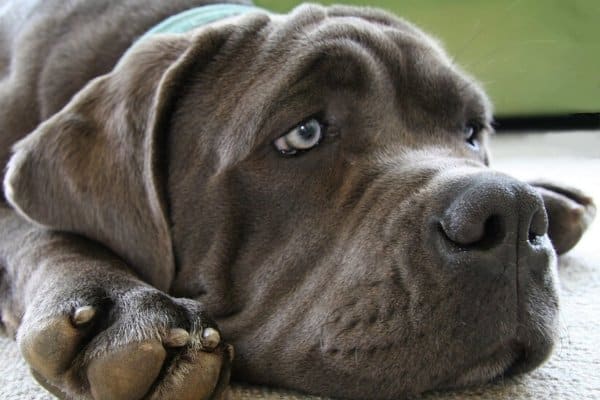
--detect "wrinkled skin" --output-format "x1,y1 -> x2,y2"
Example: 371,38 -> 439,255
0,2 -> 595,400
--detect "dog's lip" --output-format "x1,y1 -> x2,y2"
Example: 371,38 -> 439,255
437,340 -> 522,390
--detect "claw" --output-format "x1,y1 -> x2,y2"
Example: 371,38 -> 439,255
164,328 -> 190,347
72,306 -> 96,326
201,327 -> 221,350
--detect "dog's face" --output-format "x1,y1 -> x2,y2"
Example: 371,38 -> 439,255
6,4 -> 576,399
166,6 -> 557,397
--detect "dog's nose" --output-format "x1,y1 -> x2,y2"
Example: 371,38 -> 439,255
438,177 -> 548,252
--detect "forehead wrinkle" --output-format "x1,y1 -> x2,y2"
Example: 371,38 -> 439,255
262,6 -> 437,114
379,27 -> 492,125
396,53 -> 480,127
327,5 -> 415,28
288,39 -> 384,95
303,14 -> 405,66
216,21 -> 400,170
296,15 -> 468,124
212,6 -> 492,170
264,4 -> 326,44
267,4 -> 417,89
294,16 -> 411,110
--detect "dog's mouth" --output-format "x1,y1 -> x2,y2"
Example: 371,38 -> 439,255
438,340 -> 527,390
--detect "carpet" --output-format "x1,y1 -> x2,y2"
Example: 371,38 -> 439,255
1,131 -> 599,399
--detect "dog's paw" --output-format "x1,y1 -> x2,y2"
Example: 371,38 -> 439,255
17,285 -> 232,400
532,180 -> 596,255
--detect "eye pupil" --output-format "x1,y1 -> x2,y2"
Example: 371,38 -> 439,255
273,118 -> 325,156
299,124 -> 316,140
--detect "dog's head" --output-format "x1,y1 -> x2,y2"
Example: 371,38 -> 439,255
4,4 -> 595,399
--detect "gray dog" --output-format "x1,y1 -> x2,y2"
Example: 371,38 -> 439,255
0,1 -> 595,399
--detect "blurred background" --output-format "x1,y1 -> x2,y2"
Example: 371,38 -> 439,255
255,0 -> 600,130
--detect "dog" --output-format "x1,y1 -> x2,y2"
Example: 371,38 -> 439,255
0,1 -> 595,399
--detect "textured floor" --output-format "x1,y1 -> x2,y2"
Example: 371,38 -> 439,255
1,131 -> 599,399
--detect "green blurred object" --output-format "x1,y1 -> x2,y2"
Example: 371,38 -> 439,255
254,0 -> 600,116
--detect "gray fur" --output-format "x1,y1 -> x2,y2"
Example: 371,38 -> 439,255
0,1 -> 595,399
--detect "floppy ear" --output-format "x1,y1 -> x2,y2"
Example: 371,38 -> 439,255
4,28 -> 232,290
531,181 -> 596,255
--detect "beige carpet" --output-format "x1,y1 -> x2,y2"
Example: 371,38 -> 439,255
1,131 -> 599,399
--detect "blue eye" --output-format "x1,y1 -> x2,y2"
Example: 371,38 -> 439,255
274,118 -> 324,156
464,122 -> 481,149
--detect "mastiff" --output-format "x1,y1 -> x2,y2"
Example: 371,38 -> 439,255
0,1 -> 595,399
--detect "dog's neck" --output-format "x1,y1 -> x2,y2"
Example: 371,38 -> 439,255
142,3 -> 260,39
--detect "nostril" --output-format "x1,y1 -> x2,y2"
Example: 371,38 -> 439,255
439,214 -> 506,251
480,215 -> 506,250
528,209 -> 548,244
528,228 -> 541,244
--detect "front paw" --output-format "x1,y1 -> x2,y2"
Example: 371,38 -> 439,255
18,285 -> 232,400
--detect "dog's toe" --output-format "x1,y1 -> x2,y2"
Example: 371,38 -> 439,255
151,344 -> 231,400
88,339 -> 166,400
20,313 -> 88,379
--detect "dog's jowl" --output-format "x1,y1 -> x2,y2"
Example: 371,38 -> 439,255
0,1 -> 595,399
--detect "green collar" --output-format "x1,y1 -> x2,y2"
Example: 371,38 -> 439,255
142,3 -> 261,39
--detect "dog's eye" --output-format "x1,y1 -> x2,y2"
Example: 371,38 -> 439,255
273,118 -> 325,156
463,122 -> 482,149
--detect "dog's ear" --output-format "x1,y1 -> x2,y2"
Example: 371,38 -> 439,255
531,181 -> 596,255
3,28 -> 234,289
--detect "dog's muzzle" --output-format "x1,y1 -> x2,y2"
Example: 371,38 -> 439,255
436,175 -> 549,272
427,171 -> 557,380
